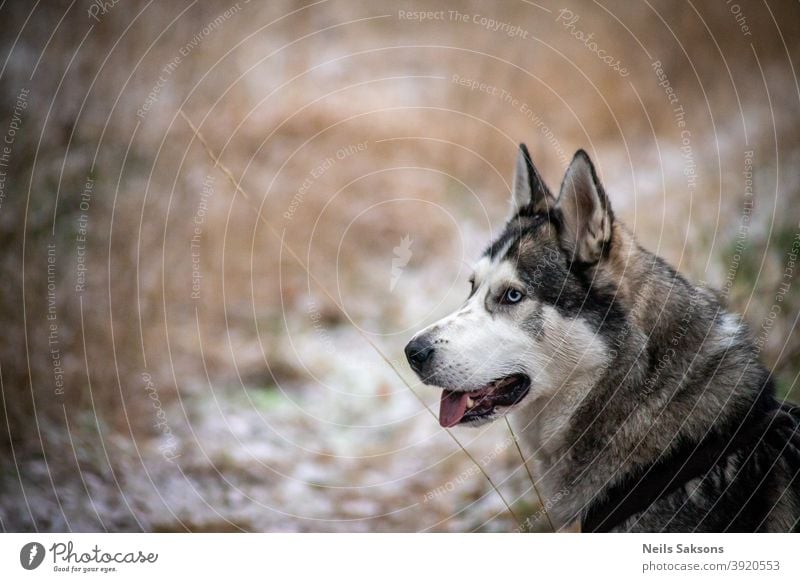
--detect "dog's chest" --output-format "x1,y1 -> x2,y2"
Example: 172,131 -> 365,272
513,388 -> 584,508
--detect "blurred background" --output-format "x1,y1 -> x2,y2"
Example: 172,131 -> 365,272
0,0 -> 798,532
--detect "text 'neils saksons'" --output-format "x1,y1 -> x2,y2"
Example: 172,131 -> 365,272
643,543 -> 724,554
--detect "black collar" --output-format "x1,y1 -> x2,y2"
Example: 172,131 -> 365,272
581,390 -> 784,533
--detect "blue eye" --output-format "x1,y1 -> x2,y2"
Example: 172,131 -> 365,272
501,288 -> 524,304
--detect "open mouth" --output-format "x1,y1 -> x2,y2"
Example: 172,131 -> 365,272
438,373 -> 531,427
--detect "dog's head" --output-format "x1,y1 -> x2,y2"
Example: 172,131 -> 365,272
405,145 -> 620,427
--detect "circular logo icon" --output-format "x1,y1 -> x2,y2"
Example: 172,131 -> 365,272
20,542 -> 45,570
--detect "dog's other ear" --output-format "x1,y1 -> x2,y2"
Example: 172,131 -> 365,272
556,150 -> 613,264
509,143 -> 553,219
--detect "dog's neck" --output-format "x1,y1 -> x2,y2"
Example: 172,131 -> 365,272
513,224 -> 766,530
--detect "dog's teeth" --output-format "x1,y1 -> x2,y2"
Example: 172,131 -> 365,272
466,397 -> 475,409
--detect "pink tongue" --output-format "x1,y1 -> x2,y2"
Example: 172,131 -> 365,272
439,390 -> 469,427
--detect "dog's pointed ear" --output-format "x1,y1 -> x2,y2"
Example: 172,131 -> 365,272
556,150 -> 613,264
509,143 -> 553,219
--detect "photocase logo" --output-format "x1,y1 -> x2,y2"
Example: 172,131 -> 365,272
20,542 -> 45,570
390,235 -> 413,291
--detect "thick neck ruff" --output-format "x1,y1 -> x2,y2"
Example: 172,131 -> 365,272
582,383 -> 800,532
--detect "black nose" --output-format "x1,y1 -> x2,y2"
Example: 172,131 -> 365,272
405,336 -> 434,374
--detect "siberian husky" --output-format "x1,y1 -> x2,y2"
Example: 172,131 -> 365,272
405,145 -> 800,532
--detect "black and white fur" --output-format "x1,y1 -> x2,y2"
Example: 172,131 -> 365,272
406,144 -> 800,532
